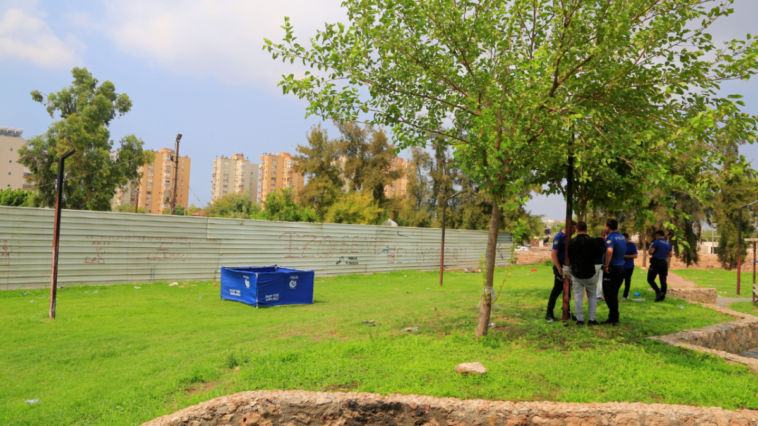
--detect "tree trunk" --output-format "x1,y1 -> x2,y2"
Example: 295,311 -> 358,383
475,199 -> 501,337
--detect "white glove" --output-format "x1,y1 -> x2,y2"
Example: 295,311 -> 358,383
562,265 -> 572,279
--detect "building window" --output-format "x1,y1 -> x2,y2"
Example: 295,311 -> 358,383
146,191 -> 151,195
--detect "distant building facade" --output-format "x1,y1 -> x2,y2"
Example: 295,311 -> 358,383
0,127 -> 32,191
257,152 -> 304,203
384,157 -> 412,199
113,148 -> 191,214
211,153 -> 258,202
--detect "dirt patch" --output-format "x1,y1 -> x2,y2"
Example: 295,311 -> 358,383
323,382 -> 359,392
187,380 -> 220,396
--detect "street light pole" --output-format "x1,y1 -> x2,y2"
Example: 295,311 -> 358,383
49,149 -> 76,320
171,134 -> 182,215
440,191 -> 462,286
736,200 -> 758,295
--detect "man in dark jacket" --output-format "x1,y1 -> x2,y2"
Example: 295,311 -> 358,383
566,221 -> 605,325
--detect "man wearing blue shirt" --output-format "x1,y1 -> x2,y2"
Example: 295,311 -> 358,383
546,221 -> 576,322
648,230 -> 673,302
601,219 -> 626,325
622,233 -> 638,300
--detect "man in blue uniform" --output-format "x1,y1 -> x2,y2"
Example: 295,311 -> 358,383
622,233 -> 638,300
546,221 -> 576,322
648,230 -> 673,302
602,219 -> 626,325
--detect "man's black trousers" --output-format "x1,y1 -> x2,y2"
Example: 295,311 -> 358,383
603,265 -> 625,323
647,258 -> 669,294
623,267 -> 634,298
547,265 -> 570,317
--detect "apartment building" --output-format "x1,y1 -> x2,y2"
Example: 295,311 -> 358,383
384,157 -> 413,199
112,148 -> 191,214
0,127 -> 33,191
257,152 -> 304,203
211,153 -> 259,202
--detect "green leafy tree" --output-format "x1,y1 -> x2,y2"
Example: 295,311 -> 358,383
266,0 -> 758,336
203,193 -> 260,219
0,188 -> 34,207
163,206 -> 186,215
256,189 -> 319,222
115,204 -> 147,214
294,124 -> 344,215
324,192 -> 385,225
19,68 -> 152,211
337,122 -> 399,203
708,145 -> 758,269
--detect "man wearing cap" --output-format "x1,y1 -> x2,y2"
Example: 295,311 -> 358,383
546,221 -> 576,323
648,230 -> 673,302
601,219 -> 626,325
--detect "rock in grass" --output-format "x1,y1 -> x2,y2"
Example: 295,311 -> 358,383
455,362 -> 487,375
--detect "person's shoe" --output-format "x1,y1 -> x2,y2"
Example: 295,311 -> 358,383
587,320 -> 599,326
654,292 -> 665,302
570,312 -> 578,321
622,297 -> 628,301
601,319 -> 619,326
545,314 -> 557,323
576,320 -> 585,326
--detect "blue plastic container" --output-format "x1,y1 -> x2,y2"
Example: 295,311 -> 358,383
220,265 -> 314,307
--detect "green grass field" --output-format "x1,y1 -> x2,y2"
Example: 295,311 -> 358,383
2,265 -> 756,426
672,268 -> 757,314
673,268 -> 755,298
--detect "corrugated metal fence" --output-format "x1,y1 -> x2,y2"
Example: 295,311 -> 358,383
0,206 -> 512,290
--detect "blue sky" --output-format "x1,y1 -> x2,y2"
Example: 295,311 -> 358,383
1,0 -> 757,218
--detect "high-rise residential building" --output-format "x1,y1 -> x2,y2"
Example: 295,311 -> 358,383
384,157 -> 413,199
257,152 -> 304,203
115,148 -> 190,214
211,153 -> 259,202
0,127 -> 33,191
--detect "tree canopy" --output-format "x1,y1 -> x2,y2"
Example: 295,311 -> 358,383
19,67 -> 152,211
267,0 -> 758,336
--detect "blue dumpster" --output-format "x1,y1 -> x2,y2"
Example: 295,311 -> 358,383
220,265 -> 314,307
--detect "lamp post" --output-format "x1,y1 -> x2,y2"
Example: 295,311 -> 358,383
49,149 -> 76,319
171,134 -> 182,215
736,200 -> 758,295
439,191 -> 462,286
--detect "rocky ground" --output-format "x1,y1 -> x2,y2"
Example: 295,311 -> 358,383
143,390 -> 758,426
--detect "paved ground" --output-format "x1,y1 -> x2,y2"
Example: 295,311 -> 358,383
741,348 -> 758,359
716,296 -> 754,308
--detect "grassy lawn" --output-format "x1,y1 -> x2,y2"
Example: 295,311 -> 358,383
1,264 -> 756,426
673,268 -> 755,298
727,301 -> 758,316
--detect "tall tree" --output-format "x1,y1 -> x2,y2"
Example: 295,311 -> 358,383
708,143 -> 758,269
267,0 -> 758,336
294,124 -> 344,215
337,122 -> 399,203
19,68 -> 152,211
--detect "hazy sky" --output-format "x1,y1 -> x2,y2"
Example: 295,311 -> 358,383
2,0 -> 756,217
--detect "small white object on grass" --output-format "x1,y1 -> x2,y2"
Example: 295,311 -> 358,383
30,300 -> 36,303
93,291 -> 98,294
25,399 -> 40,404
455,362 -> 487,375
680,305 -> 684,309
134,286 -> 140,289
199,297 -> 202,300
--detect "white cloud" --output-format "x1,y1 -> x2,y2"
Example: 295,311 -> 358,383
0,7 -> 82,68
104,0 -> 345,89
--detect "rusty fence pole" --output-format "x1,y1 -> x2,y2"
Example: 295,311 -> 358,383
562,131 -> 574,321
134,188 -> 140,213
753,241 -> 756,305
737,200 -> 758,296
171,134 -> 182,215
49,149 -> 76,319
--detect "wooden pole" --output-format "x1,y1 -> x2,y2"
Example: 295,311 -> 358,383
171,134 -> 182,215
49,149 -> 76,319
737,207 -> 743,296
562,131 -> 574,321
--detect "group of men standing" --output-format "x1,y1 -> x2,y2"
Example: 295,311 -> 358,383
546,219 -> 673,326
